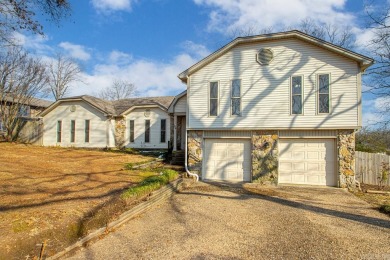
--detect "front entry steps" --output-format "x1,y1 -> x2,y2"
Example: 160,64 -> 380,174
171,150 -> 185,166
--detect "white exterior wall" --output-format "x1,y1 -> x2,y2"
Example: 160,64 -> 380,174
124,107 -> 170,149
42,101 -> 111,148
188,38 -> 360,130
174,95 -> 187,113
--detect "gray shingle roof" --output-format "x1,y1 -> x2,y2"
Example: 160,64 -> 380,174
112,96 -> 175,115
58,95 -> 175,116
2,95 -> 53,108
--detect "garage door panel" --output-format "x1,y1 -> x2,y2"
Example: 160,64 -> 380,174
204,139 -> 251,182
279,139 -> 336,186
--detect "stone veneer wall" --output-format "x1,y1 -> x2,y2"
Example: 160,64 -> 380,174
252,131 -> 278,184
338,130 -> 357,189
115,117 -> 126,148
187,130 -> 203,175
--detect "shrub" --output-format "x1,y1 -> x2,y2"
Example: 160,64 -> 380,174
379,204 -> 390,214
122,169 -> 179,199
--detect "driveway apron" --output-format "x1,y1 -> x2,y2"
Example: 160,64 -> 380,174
67,182 -> 390,260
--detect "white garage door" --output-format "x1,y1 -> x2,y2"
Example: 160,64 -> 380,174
203,139 -> 251,182
279,139 -> 336,186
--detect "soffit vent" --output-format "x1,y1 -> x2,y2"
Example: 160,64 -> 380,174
257,48 -> 274,65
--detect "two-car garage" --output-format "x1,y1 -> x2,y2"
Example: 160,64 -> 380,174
200,131 -> 337,186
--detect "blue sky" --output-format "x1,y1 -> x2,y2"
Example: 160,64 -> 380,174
15,0 -> 385,126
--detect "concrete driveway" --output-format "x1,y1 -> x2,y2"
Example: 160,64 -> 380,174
68,181 -> 390,260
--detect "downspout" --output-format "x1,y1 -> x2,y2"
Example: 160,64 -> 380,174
184,75 -> 199,181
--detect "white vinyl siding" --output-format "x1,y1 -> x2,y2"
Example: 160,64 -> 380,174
125,107 -> 171,149
174,95 -> 187,113
188,38 -> 359,129
42,101 -> 110,148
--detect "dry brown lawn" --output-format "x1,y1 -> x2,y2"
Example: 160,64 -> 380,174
0,143 -> 156,259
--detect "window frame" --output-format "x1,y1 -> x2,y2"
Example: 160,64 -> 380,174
160,119 -> 166,143
290,75 -> 304,115
70,120 -> 75,143
57,120 -> 62,143
144,119 -> 150,143
129,120 -> 135,143
18,105 -> 30,117
317,73 -> 331,114
85,120 -> 90,143
231,79 -> 242,116
209,81 -> 219,117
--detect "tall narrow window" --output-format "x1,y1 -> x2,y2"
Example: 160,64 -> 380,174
160,119 -> 166,143
129,120 -> 134,143
57,120 -> 62,142
291,76 -> 303,114
210,81 -> 218,116
231,79 -> 241,115
318,74 -> 330,113
145,120 -> 150,143
85,120 -> 90,143
70,120 -> 75,143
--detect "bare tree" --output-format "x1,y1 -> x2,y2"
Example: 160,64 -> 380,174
46,54 -> 82,100
224,18 -> 354,49
0,0 -> 71,45
0,47 -> 47,141
98,80 -> 138,101
364,2 -> 390,127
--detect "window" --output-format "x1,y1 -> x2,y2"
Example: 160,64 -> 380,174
231,79 -> 241,115
18,105 -> 30,117
57,121 -> 62,142
70,120 -> 75,143
129,120 -> 134,143
209,81 -> 218,116
291,76 -> 303,114
85,120 -> 90,143
145,120 -> 150,143
318,74 -> 330,113
160,119 -> 166,143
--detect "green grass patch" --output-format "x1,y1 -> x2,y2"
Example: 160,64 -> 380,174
124,159 -> 157,170
379,204 -> 390,214
121,169 -> 179,199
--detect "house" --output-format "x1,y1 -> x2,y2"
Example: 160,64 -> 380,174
39,95 -> 174,149
37,30 -> 372,189
173,30 -> 373,188
0,95 -> 52,142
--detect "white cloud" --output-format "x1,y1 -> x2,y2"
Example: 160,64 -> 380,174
90,0 -> 134,12
194,0 -> 355,34
182,41 -> 211,59
70,52 -> 199,97
108,50 -> 132,64
11,32 -> 53,54
59,42 -> 91,61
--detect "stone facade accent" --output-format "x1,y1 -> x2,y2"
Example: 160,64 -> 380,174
115,117 -> 126,148
252,131 -> 278,184
338,130 -> 357,189
187,130 -> 203,175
